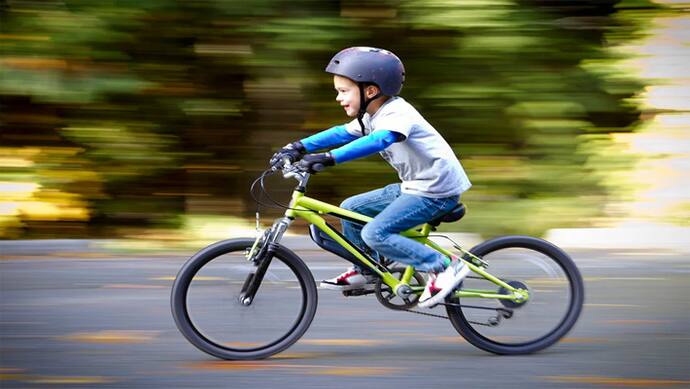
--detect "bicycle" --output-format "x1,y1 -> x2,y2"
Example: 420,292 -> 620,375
171,159 -> 584,360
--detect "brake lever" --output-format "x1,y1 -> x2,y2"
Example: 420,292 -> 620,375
270,156 -> 292,172
281,159 -> 303,179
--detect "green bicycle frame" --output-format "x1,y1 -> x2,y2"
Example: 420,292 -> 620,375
283,189 -> 529,304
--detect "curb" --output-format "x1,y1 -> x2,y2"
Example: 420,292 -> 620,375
545,223 -> 690,253
2,225 -> 688,256
0,233 -> 483,256
0,239 -> 113,256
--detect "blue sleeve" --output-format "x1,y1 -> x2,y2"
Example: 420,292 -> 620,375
330,130 -> 403,164
300,125 -> 358,153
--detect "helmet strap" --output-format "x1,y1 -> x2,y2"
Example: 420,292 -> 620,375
356,83 -> 382,136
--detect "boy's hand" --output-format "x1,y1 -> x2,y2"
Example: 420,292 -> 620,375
270,141 -> 306,168
297,153 -> 335,174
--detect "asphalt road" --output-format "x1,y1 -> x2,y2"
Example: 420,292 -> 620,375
1,247 -> 689,388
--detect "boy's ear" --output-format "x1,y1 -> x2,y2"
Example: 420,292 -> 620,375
365,84 -> 381,98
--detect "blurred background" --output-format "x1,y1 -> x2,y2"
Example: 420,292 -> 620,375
3,3 -> 689,386
1,0 -> 688,247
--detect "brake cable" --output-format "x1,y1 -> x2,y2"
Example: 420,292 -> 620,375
249,168 -> 319,214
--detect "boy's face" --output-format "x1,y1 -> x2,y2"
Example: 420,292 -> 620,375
333,75 -> 360,117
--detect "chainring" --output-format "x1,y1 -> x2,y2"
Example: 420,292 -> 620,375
374,267 -> 426,310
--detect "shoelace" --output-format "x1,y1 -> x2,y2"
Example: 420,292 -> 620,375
427,275 -> 441,293
337,270 -> 358,282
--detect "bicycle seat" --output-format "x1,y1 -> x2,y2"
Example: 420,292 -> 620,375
428,203 -> 466,227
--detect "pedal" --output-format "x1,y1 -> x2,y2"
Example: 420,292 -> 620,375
342,284 -> 376,297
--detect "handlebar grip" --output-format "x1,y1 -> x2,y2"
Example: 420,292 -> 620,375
312,163 -> 325,172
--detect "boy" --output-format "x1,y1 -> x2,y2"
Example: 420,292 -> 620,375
271,47 -> 472,308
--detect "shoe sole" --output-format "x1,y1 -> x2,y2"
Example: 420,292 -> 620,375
319,282 -> 375,291
417,265 -> 470,308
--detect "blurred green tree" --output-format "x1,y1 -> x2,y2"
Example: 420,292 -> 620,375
0,0 -> 656,238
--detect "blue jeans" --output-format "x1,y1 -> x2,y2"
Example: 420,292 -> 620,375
340,183 -> 459,273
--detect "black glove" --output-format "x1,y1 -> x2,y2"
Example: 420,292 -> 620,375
297,152 -> 335,174
269,141 -> 306,169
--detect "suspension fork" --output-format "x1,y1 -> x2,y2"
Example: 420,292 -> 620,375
238,217 -> 292,306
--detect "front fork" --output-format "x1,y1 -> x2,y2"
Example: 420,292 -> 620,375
239,217 -> 292,306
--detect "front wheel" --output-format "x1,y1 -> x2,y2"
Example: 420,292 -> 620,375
446,236 -> 584,355
171,238 -> 318,360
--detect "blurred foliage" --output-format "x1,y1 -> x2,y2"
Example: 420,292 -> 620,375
0,0 -> 665,239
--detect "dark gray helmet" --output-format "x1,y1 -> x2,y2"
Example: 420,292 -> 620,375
325,47 -> 405,96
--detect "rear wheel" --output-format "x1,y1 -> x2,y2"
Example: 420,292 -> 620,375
446,236 -> 584,355
171,238 -> 318,360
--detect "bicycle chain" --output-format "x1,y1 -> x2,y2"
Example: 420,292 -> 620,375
402,308 -> 449,320
401,303 -> 503,327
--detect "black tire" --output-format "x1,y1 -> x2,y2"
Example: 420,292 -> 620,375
446,236 -> 584,355
171,238 -> 318,360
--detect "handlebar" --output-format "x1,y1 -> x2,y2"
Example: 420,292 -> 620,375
268,157 -> 320,189
271,157 -> 310,181
273,157 -> 324,174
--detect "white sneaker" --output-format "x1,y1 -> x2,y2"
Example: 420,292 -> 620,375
320,267 -> 376,291
417,260 -> 470,308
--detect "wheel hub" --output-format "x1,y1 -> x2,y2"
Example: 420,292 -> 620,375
498,280 -> 529,308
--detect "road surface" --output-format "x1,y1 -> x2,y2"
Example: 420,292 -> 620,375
1,247 -> 689,388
